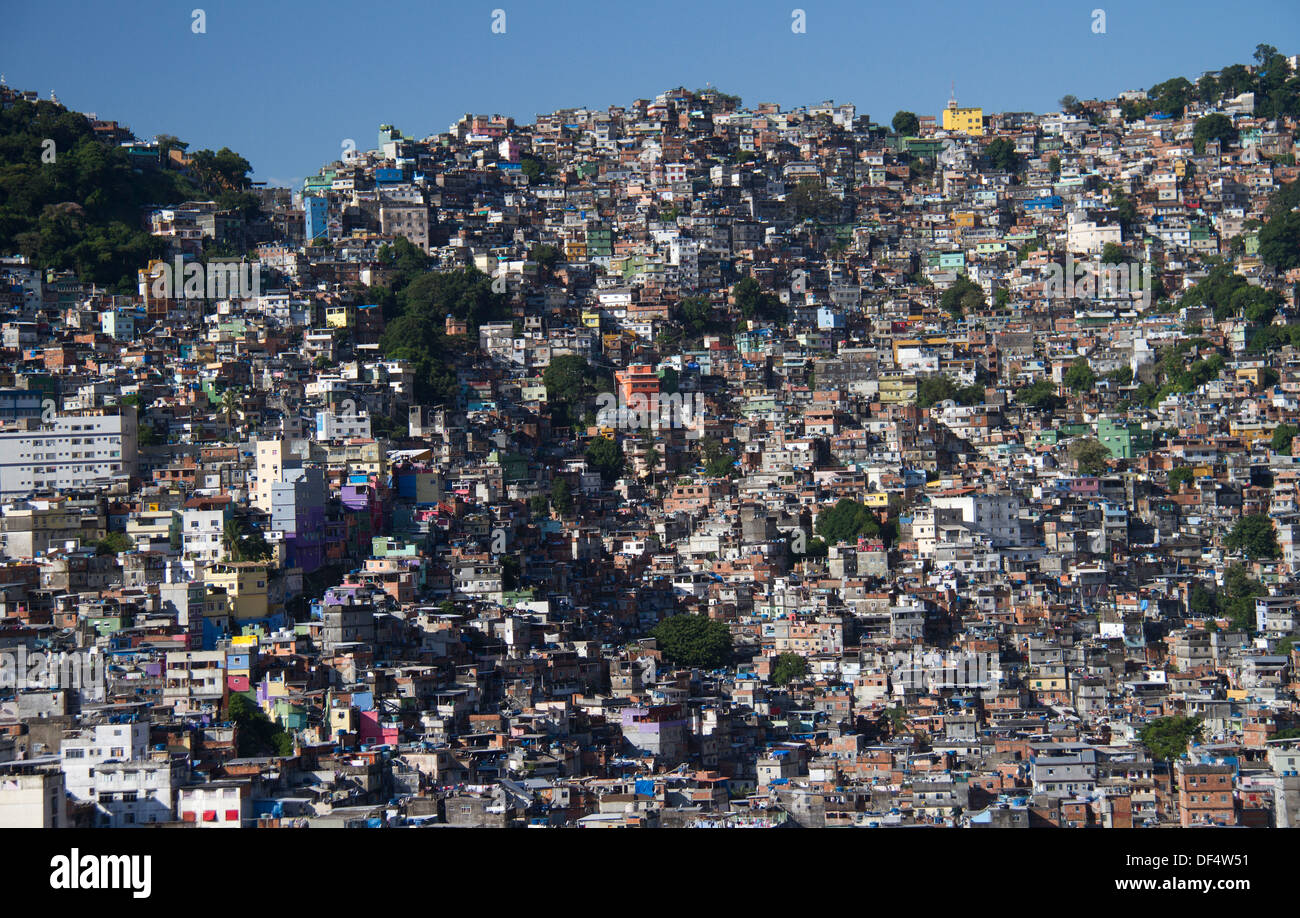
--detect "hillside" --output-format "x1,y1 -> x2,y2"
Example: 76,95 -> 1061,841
0,93 -> 255,292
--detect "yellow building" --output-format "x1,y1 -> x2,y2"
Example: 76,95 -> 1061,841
325,304 -> 355,328
1229,419 -> 1269,445
941,96 -> 984,137
205,561 -> 270,622
878,376 -> 918,405
325,440 -> 387,477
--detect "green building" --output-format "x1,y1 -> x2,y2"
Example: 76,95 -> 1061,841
1097,416 -> 1152,459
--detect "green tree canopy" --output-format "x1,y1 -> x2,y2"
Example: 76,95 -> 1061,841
1272,424 -> 1298,455
550,478 -> 574,516
917,375 -> 984,409
228,693 -> 294,758
585,435 -> 625,484
651,614 -> 733,668
1014,379 -> 1065,412
891,111 -> 920,135
1259,178 -> 1300,272
815,498 -> 896,546
1068,437 -> 1111,475
95,531 -> 133,556
699,437 -> 738,478
771,653 -> 809,686
1223,513 -> 1280,559
939,275 -> 985,319
731,276 -> 787,323
1064,358 -> 1097,393
1193,113 -> 1238,153
984,137 -> 1020,172
788,177 -> 840,221
1139,716 -> 1203,763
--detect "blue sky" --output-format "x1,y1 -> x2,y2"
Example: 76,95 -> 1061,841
3,0 -> 1298,186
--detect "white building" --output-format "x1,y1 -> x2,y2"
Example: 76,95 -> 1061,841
61,721 -> 150,804
177,782 -> 250,827
91,758 -> 185,826
0,407 -> 137,499
182,502 -> 230,563
0,768 -> 68,827
928,492 -> 1021,547
163,650 -> 226,715
1066,211 -> 1123,255
315,409 -> 371,441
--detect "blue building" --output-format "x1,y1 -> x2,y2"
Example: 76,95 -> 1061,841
304,195 -> 328,243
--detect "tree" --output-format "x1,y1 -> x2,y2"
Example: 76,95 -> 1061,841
1063,358 -> 1097,393
1147,76 -> 1194,117
1106,366 -> 1133,387
1221,564 -> 1264,632
550,478 -> 574,516
675,295 -> 714,336
240,527 -> 273,562
1259,179 -> 1300,272
815,498 -> 896,547
1014,379 -> 1064,412
788,177 -> 839,222
1193,113 -> 1238,154
1108,184 -> 1139,234
939,275 -> 984,319
731,276 -> 786,323
95,531 -> 133,556
221,519 -> 244,561
543,354 -> 593,408
1068,437 -> 1111,475
155,133 -> 188,161
1223,514 -> 1280,559
1168,466 -> 1194,493
1272,424 -> 1298,455
700,438 -> 737,478
1139,716 -> 1203,764
378,266 -> 508,406
892,111 -> 920,135
917,375 -> 983,409
1058,95 -> 1082,114
651,614 -> 732,668
1189,581 -> 1218,617
1099,242 -> 1126,265
985,137 -> 1020,173
228,692 -> 295,758
219,386 -> 242,429
530,243 -> 560,278
771,653 -> 809,686
222,518 -> 272,562
585,436 -> 625,484
519,153 -> 548,182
